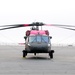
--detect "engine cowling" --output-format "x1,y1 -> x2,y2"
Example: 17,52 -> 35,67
45,30 -> 49,35
26,30 -> 30,36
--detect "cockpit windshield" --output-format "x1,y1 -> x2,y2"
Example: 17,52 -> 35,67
29,35 -> 49,43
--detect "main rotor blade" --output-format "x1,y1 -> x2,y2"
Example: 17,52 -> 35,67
0,22 -> 44,30
0,22 -> 75,31
45,24 -> 75,27
57,26 -> 75,31
0,24 -> 30,30
44,24 -> 75,31
0,24 -> 30,27
0,26 -> 22,30
0,25 -> 15,27
0,22 -> 43,28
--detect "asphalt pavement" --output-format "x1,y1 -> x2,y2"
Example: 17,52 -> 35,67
0,45 -> 75,75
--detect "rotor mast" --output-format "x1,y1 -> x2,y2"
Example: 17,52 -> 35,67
31,22 -> 43,30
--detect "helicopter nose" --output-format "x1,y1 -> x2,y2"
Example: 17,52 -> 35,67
30,43 -> 48,51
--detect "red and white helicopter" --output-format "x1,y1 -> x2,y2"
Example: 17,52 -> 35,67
0,22 -> 75,59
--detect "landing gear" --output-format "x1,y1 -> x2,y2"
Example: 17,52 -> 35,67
22,50 -> 27,57
49,50 -> 54,59
22,50 -> 54,59
34,53 -> 36,56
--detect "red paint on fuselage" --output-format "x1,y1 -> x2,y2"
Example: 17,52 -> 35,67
30,30 -> 47,36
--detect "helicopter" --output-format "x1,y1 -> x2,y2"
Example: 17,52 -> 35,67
0,22 -> 75,59
23,22 -> 54,59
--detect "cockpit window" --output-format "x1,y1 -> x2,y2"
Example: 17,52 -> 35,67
37,36 -> 41,42
29,35 -> 49,43
29,36 -> 36,42
42,36 -> 49,43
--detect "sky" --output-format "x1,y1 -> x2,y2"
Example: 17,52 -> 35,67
0,0 -> 75,45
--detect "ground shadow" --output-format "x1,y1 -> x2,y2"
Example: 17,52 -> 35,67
23,56 -> 51,60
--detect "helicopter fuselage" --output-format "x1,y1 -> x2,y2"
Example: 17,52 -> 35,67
25,35 -> 51,53
23,30 -> 54,58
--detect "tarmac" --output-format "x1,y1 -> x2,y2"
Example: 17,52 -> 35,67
0,45 -> 75,75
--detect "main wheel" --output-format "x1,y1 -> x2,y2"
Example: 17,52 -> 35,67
49,52 -> 53,59
49,50 -> 54,59
34,53 -> 36,56
23,50 -> 27,57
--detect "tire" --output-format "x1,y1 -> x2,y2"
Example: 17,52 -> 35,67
34,53 -> 36,56
23,50 -> 27,57
23,52 -> 25,57
50,53 -> 53,59
49,52 -> 53,59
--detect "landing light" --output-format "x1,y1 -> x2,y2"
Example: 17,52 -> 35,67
48,44 -> 51,46
28,44 -> 31,46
